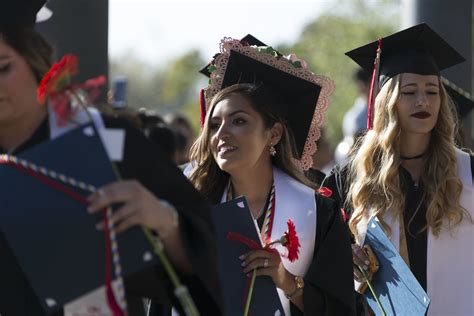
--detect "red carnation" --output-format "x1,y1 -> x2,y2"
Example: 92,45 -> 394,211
37,54 -> 78,105
280,219 -> 301,262
36,54 -> 106,126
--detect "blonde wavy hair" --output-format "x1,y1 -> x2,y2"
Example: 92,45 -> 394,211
348,74 -> 470,241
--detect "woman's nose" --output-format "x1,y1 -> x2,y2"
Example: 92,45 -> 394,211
415,92 -> 428,107
215,122 -> 230,140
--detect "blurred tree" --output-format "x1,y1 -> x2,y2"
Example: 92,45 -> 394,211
110,49 -> 204,111
279,0 -> 399,147
111,0 -> 400,143
110,51 -> 162,109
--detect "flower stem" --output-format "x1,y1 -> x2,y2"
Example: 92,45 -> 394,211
357,265 -> 386,316
143,228 -> 200,316
243,269 -> 257,316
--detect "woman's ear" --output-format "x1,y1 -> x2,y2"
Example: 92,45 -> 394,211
269,122 -> 283,146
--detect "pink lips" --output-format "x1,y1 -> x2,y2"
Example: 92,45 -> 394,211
218,144 -> 237,155
411,111 -> 431,119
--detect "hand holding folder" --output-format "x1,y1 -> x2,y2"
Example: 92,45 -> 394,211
0,124 -> 161,314
362,218 -> 430,316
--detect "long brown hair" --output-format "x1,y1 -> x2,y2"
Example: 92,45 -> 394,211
189,83 -> 311,203
0,27 -> 53,83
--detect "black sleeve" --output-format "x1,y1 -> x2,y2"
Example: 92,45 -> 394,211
470,154 -> 474,179
292,194 -> 356,316
321,165 -> 349,210
103,116 -> 224,315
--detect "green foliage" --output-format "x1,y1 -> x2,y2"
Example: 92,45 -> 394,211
160,50 -> 204,107
110,0 -> 400,145
110,49 -> 204,109
283,0 -> 399,146
110,52 -> 163,109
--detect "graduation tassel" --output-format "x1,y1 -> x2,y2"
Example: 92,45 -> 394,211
199,89 -> 206,128
367,38 -> 382,130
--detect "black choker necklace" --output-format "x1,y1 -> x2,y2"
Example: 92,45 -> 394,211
400,152 -> 426,160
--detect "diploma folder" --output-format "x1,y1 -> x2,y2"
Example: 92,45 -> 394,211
212,197 -> 284,316
0,124 -> 160,314
364,218 -> 430,316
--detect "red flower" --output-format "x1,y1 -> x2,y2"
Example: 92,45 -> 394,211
317,186 -> 333,198
227,219 -> 301,262
77,75 -> 107,104
37,54 -> 78,105
36,54 -> 106,126
227,232 -> 261,250
280,219 -> 300,262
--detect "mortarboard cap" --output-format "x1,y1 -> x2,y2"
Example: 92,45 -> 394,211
0,124 -> 161,314
203,38 -> 334,170
1,0 -> 46,29
220,51 -> 321,159
199,34 -> 268,77
346,23 -> 466,89
442,77 -> 473,118
212,197 -> 284,315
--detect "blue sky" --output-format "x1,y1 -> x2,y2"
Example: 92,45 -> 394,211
109,0 -> 331,65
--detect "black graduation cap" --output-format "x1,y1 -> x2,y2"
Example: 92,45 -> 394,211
216,50 -> 322,159
1,0 -> 46,29
346,23 -> 466,88
442,77 -> 474,118
199,34 -> 268,77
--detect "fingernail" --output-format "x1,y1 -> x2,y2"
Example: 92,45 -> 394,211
241,261 -> 246,267
246,273 -> 250,278
365,260 -> 370,265
239,255 -> 245,260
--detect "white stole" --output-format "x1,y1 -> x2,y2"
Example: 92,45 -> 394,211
221,168 -> 317,316
357,148 -> 473,316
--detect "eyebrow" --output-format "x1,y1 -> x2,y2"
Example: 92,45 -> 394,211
401,82 -> 439,88
211,110 -> 249,119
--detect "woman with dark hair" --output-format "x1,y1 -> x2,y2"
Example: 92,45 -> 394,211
0,1 -> 222,315
324,24 -> 473,315
188,39 -> 355,315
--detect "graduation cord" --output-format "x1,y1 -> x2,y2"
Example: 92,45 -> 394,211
227,181 -> 276,242
0,154 -> 128,316
260,184 -> 276,244
226,182 -> 280,316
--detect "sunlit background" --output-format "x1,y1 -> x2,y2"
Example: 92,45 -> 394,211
108,0 -> 404,147
38,0 -> 471,155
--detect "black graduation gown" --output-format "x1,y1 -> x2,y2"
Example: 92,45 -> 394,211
0,115 -> 224,316
253,193 -> 356,316
297,194 -> 356,316
323,154 -> 474,312
305,168 -> 326,187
